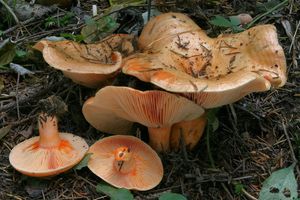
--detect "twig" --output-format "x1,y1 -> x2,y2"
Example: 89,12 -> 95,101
242,188 -> 258,200
289,0 -> 294,14
15,73 -> 20,120
288,20 -> 300,53
0,0 -> 20,24
228,104 -> 237,128
281,121 -> 300,175
147,0 -> 152,21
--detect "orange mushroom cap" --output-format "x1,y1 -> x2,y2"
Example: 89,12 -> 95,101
82,86 -> 204,133
9,113 -> 88,177
82,86 -> 204,152
122,12 -> 287,108
34,34 -> 136,88
88,135 -> 163,191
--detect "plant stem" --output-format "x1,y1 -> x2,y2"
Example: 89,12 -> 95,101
206,125 -> 215,168
0,0 -> 20,24
246,0 -> 288,28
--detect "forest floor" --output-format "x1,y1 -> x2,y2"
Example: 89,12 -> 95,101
0,0 -> 299,199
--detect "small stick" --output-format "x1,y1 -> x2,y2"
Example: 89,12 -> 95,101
16,73 -> 20,120
281,121 -> 300,175
147,0 -> 152,21
242,188 -> 258,200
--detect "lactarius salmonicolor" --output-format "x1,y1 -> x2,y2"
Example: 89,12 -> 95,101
122,12 -> 287,108
34,34 -> 136,88
170,112 -> 207,151
9,113 -> 88,177
82,86 -> 204,152
88,135 -> 163,190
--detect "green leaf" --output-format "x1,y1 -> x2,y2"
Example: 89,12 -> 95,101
234,183 -> 244,195
96,183 -> 134,200
0,39 -> 16,66
60,33 -> 85,42
0,125 -> 12,140
73,153 -> 92,170
209,15 -> 232,27
159,192 -> 187,200
229,16 -> 241,26
15,50 -> 28,58
81,15 -> 119,43
259,163 -> 298,200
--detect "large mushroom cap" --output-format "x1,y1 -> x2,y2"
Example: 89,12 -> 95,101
82,86 -> 204,152
122,12 -> 287,108
34,34 -> 136,88
82,86 -> 204,134
9,133 -> 88,177
88,135 -> 163,191
9,115 -> 88,177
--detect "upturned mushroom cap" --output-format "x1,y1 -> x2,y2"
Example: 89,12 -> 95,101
34,34 -> 136,88
82,86 -> 204,152
122,12 -> 287,108
82,86 -> 204,134
88,135 -> 163,191
9,114 -> 88,177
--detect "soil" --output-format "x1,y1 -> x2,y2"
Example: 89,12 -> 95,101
0,0 -> 299,199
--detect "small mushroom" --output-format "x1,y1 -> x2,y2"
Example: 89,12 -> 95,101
34,34 -> 136,88
122,12 -> 287,108
88,135 -> 163,191
82,86 -> 204,152
9,113 -> 88,177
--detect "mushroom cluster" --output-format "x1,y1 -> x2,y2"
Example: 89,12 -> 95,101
25,12 -> 287,191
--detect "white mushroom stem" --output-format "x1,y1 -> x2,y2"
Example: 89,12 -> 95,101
148,127 -> 171,152
38,113 -> 61,148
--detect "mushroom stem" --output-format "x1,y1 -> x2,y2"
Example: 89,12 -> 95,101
170,114 -> 207,151
148,127 -> 171,152
38,113 -> 61,148
113,146 -> 135,173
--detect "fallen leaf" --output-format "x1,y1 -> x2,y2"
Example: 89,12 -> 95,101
81,15 -> 119,43
73,153 -> 93,170
96,183 -> 134,200
10,63 -> 34,75
0,39 -> 16,66
0,125 -> 12,140
259,163 -> 298,200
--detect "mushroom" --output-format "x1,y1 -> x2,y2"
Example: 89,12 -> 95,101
170,113 -> 207,151
82,86 -> 204,152
34,34 -> 137,88
122,12 -> 287,108
88,135 -> 163,191
9,113 -> 88,177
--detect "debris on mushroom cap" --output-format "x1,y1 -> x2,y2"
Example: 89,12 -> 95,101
122,12 -> 287,108
34,34 -> 137,88
82,86 -> 204,152
9,113 -> 88,177
88,135 -> 163,191
138,12 -> 203,51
